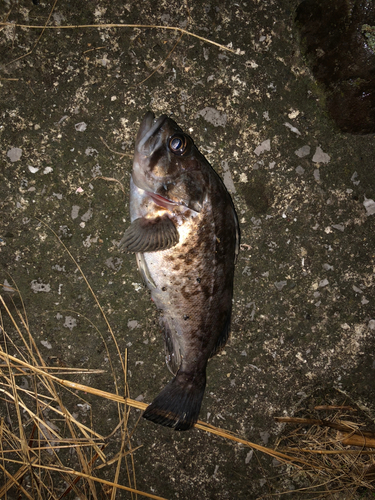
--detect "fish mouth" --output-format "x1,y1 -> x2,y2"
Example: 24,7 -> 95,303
133,111 -> 180,209
136,112 -> 168,155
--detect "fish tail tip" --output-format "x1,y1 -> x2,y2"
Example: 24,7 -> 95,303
142,371 -> 206,431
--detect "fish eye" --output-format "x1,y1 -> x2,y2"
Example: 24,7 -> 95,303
168,134 -> 189,156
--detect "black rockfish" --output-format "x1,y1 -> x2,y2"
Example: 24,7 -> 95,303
120,111 -> 239,430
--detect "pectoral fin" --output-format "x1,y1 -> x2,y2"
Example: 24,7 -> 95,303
119,215 -> 179,253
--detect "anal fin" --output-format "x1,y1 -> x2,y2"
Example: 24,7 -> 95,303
119,215 -> 179,253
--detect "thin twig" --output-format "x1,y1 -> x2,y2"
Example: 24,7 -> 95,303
99,135 -> 132,159
6,0 -> 58,65
135,31 -> 184,86
0,22 -> 240,54
275,416 -> 374,437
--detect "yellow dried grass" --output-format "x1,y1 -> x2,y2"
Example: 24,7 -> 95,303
2,221 -> 375,499
274,410 -> 375,496
0,21 -> 240,55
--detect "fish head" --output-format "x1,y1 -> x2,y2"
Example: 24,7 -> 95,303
132,111 -> 206,212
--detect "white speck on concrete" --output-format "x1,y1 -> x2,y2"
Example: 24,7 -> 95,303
212,465 -> 219,478
82,235 -> 98,248
247,301 -> 256,321
7,147 -> 22,162
2,279 -> 14,292
351,172 -> 360,185
132,282 -> 142,292
64,316 -> 77,330
332,223 -> 345,232
43,167 -> 53,174
41,340 -> 52,349
254,139 -> 270,156
75,122 -> 87,132
195,107 -> 227,127
363,197 -> 375,216
242,266 -> 252,276
52,263 -> 65,273
368,320 -> 375,330
221,161 -> 236,193
31,280 -> 51,293
312,146 -> 330,163
239,173 -> 248,183
245,60 -> 258,69
294,145 -> 310,157
81,207 -> 93,222
127,320 -> 139,330
245,450 -> 253,464
295,166 -> 305,175
249,364 -> 261,371
259,431 -> 270,445
353,285 -> 363,294
52,12 -> 65,25
319,278 -> 329,288
55,115 -> 69,125
274,281 -> 287,291
71,205 -> 80,219
284,122 -> 301,135
77,403 -> 91,412
28,165 -> 40,173
85,147 -> 98,156
288,109 -> 300,119
105,257 -> 123,271
91,164 -> 102,177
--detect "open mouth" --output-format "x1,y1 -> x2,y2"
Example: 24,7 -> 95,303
147,191 -> 177,210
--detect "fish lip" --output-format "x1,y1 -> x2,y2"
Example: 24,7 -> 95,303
136,112 -> 168,154
147,192 -> 178,209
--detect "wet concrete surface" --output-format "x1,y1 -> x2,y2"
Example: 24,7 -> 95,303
1,0 -> 375,498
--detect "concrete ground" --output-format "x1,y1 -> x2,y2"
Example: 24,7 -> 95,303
1,0 -> 374,498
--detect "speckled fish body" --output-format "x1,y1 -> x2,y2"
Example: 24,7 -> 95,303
120,111 -> 239,430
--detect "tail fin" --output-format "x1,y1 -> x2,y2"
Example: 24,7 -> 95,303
143,370 -> 206,431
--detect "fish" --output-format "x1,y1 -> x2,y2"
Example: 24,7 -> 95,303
120,111 -> 239,430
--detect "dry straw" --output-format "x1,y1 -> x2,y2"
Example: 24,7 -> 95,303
2,3 -> 374,498
0,21 -> 239,55
274,411 -> 375,497
2,222 -> 374,499
0,220 -> 308,500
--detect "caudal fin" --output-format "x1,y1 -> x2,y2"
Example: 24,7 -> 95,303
143,370 -> 206,431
